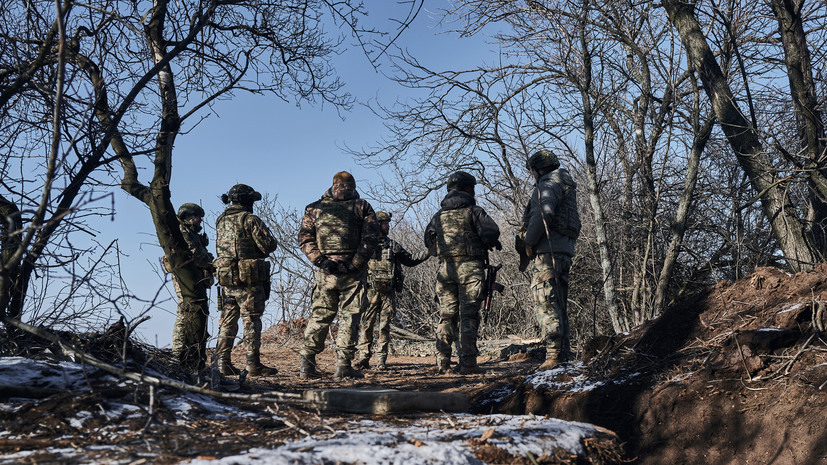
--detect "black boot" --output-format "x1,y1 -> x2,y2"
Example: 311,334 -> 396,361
457,357 -> 485,375
246,352 -> 278,377
334,356 -> 364,379
352,354 -> 371,370
300,355 -> 321,380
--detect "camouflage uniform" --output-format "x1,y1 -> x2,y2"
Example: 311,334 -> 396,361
522,150 -> 581,367
171,203 -> 214,372
298,172 -> 379,379
424,172 -> 500,373
213,185 -> 279,377
355,212 -> 429,369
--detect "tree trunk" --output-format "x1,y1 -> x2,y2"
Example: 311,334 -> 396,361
770,0 -> 827,252
578,3 -> 624,334
654,116 -> 714,314
662,0 -> 819,271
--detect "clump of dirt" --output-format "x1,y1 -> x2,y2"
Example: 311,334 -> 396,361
495,266 -> 827,464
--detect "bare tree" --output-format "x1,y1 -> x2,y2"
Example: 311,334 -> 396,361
0,0 -> 422,345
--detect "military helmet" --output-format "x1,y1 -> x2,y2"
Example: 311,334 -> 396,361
446,171 -> 476,192
222,183 -> 262,205
527,149 -> 560,172
375,211 -> 392,223
177,203 -> 205,222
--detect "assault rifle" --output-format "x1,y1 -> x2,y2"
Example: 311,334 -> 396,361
482,263 -> 505,324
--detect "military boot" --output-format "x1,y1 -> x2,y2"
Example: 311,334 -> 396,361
218,358 -> 241,376
215,338 -> 240,376
437,357 -> 451,375
299,355 -> 322,380
333,356 -> 364,380
458,358 -> 486,375
352,354 -> 371,370
246,352 -> 278,377
375,355 -> 387,371
538,350 -> 562,371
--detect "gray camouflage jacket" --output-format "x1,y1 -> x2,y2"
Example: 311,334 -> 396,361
523,168 -> 579,257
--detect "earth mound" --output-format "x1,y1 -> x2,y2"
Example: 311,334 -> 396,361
493,266 -> 827,464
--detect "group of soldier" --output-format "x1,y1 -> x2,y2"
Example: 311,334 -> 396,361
168,149 -> 580,382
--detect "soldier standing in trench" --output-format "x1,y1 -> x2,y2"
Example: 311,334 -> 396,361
298,171 -> 379,380
213,184 -> 279,377
518,149 -> 581,369
424,171 -> 501,375
352,211 -> 430,371
170,203 -> 214,374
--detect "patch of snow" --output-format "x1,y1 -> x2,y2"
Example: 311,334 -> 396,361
527,361 -> 641,391
0,356 -> 100,390
480,383 -> 515,405
185,414 -> 602,465
69,410 -> 93,429
777,303 -> 803,314
755,328 -> 782,332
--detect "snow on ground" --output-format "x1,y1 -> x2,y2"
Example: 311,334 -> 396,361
0,357 -> 610,465
527,361 -> 642,392
185,414 -> 604,465
0,356 -> 118,390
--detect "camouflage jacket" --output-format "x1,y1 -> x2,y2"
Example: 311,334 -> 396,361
299,186 -> 379,269
215,204 -> 278,260
523,167 -> 580,256
371,236 -> 429,291
181,224 -> 214,271
424,190 -> 500,259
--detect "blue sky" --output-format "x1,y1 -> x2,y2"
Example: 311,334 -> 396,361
94,2 -> 498,347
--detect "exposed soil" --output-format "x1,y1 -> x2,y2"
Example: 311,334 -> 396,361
495,266 -> 827,464
2,265 -> 827,464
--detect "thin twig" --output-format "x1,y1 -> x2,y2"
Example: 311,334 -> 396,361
2,317 -> 306,403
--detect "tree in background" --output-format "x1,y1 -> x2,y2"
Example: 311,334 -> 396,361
0,0 -> 421,348
354,0 -> 827,343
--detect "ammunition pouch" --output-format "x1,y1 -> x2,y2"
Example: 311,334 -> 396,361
214,257 -> 239,287
238,258 -> 270,285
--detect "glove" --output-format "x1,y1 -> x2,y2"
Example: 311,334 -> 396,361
343,261 -> 359,275
412,250 -> 430,263
489,240 -> 502,251
315,256 -> 340,275
515,232 -> 526,253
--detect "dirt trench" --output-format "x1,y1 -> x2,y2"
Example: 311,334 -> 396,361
483,266 -> 827,465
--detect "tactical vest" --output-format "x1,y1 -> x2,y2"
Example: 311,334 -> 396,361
435,207 -> 486,258
549,170 -> 581,239
314,198 -> 362,255
368,240 -> 394,293
215,211 -> 266,260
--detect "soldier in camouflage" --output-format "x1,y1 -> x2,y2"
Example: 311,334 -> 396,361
519,149 -> 581,370
213,184 -> 279,377
424,172 -> 501,375
298,171 -> 379,380
353,212 -> 430,371
171,203 -> 214,373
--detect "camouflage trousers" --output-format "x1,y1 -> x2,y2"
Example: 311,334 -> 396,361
171,277 -> 209,371
216,284 -> 267,362
301,269 -> 366,361
530,253 -> 572,355
435,258 -> 485,367
356,287 -> 395,360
